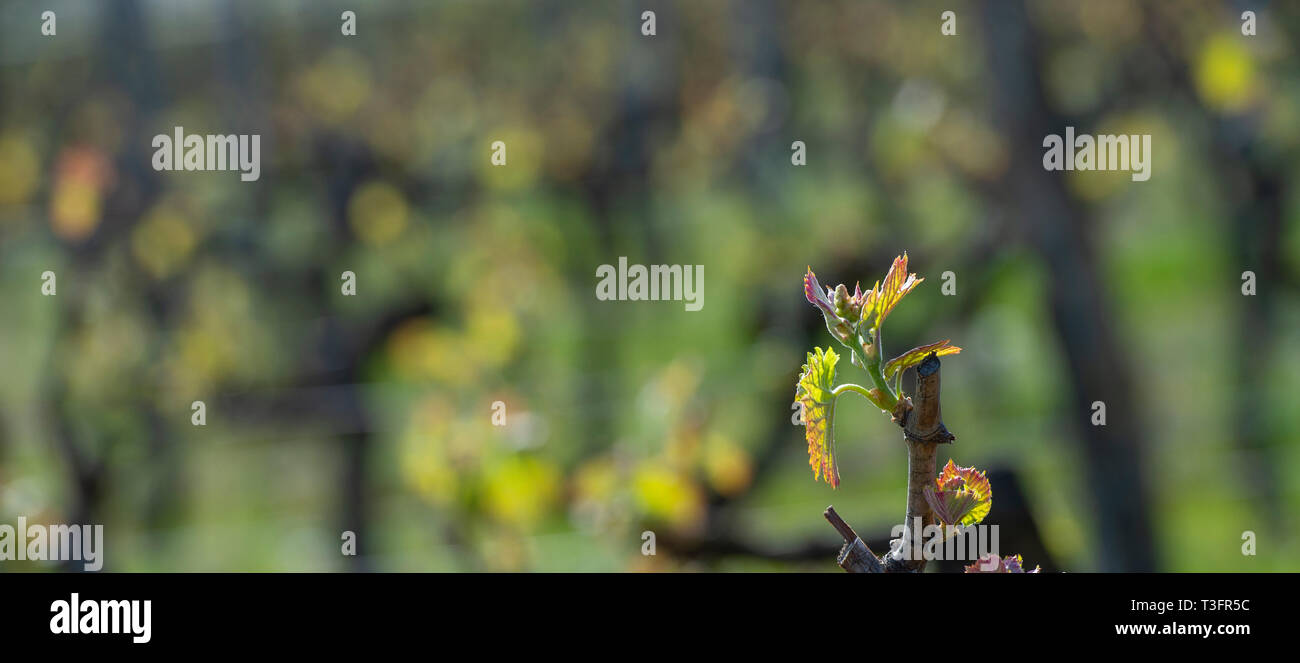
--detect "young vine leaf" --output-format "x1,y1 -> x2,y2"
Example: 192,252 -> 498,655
796,346 -> 840,488
869,252 -> 922,328
923,459 -> 992,528
804,268 -> 858,347
964,553 -> 1041,573
883,339 -> 962,381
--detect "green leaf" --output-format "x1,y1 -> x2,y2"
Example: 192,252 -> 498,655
883,340 -> 962,381
796,346 -> 840,488
923,459 -> 991,527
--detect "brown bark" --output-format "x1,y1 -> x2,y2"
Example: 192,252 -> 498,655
824,507 -> 884,574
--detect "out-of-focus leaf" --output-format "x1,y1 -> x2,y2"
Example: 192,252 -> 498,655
704,433 -> 753,497
883,340 -> 962,380
52,147 -> 114,242
132,200 -> 197,280
923,459 -> 991,527
1195,34 -> 1256,113
0,132 -> 39,205
796,346 -> 840,488
483,455 -> 562,529
348,180 -> 409,245
633,464 -> 705,530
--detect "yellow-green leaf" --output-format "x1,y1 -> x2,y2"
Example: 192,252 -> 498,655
871,252 -> 922,326
796,346 -> 840,488
883,340 -> 962,380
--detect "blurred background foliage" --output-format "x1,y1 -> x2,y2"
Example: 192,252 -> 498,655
1,0 -> 1298,572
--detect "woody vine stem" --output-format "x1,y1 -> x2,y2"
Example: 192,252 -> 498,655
829,352 -> 950,573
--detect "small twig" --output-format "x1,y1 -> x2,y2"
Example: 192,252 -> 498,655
824,506 -> 858,543
824,507 -> 884,573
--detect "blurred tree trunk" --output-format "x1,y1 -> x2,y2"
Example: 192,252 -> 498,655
1138,0 -> 1289,536
1219,126 -> 1286,532
315,133 -> 376,572
43,0 -> 170,569
979,0 -> 1157,571
572,0 -> 681,458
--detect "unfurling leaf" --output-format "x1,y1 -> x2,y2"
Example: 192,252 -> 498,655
883,340 -> 962,380
870,252 -> 922,327
964,553 -> 1041,573
803,267 -> 835,316
796,346 -> 840,488
804,268 -> 855,345
923,459 -> 991,527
